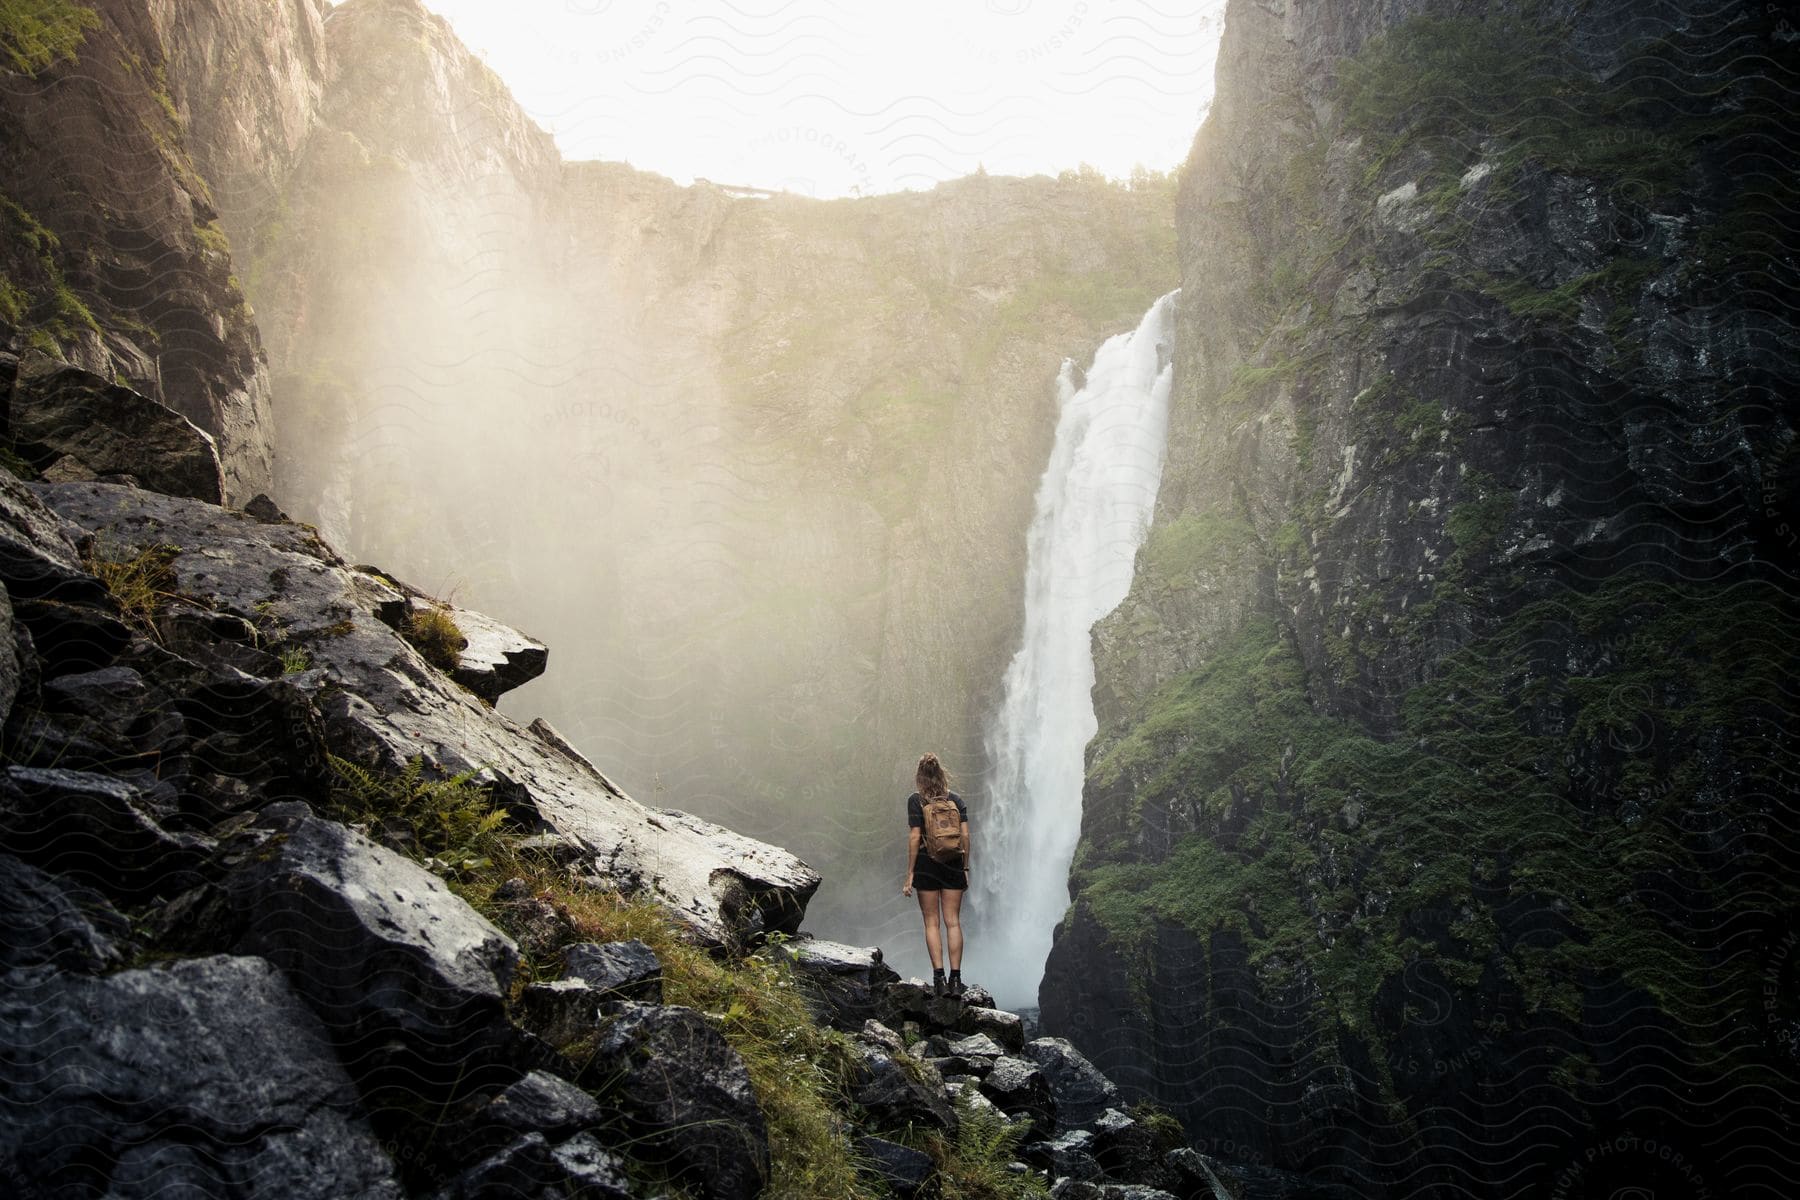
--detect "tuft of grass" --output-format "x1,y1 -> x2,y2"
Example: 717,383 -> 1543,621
401,603 -> 466,672
278,645 -> 312,674
84,541 -> 181,629
0,0 -> 98,75
326,755 -> 509,872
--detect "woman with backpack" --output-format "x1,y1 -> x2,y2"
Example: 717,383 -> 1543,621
901,752 -> 970,996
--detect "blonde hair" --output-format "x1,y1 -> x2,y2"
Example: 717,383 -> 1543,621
915,753 -> 950,802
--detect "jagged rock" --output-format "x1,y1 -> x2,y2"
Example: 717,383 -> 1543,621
0,466 -> 98,602
855,1135 -> 934,1198
1164,1148 -> 1356,1200
8,364 -> 225,503
980,1054 -> 1054,1134
517,977 -> 610,1048
944,1031 -> 1007,1060
850,1042 -> 958,1134
0,765 -> 213,898
429,1130 -> 633,1200
781,937 -> 902,1030
402,595 -> 548,703
1089,1109 -> 1171,1190
223,805 -> 519,1093
564,938 -> 663,1002
1050,1183 -> 1181,1200
0,954 -> 404,1198
9,597 -> 130,676
957,1003 -> 1026,1051
243,493 -> 287,522
587,1001 -> 768,1200
34,481 -> 821,948
41,664 -> 148,730
1023,1037 -> 1122,1132
880,978 -> 987,1032
1028,1129 -> 1102,1183
0,852 -> 129,972
441,1070 -> 605,1164
857,1018 -> 907,1056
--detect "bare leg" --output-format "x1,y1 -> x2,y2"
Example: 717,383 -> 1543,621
942,887 -> 964,971
917,889 -> 943,970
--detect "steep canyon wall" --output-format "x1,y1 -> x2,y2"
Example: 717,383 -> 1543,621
1043,0 -> 1800,1194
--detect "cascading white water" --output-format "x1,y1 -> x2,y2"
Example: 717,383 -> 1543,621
973,290 -> 1178,1010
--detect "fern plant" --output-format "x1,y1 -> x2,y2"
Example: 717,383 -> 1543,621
326,755 -> 509,872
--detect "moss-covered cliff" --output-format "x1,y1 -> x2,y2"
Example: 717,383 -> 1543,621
1045,0 -> 1800,1194
0,0 -> 309,499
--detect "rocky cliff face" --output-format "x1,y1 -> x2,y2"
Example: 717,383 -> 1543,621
0,0 -> 286,500
228,0 -> 1177,946
1045,0 -> 1799,1194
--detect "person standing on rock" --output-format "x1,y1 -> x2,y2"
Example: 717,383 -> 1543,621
901,752 -> 970,996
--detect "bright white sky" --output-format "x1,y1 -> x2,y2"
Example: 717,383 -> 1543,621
398,0 -> 1230,197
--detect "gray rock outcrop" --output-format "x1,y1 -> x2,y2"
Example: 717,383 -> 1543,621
0,954 -> 404,1199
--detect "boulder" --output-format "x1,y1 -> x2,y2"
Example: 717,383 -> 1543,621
880,978 -> 977,1032
428,1131 -> 633,1200
0,954 -> 404,1198
9,597 -> 129,676
957,1004 -> 1026,1051
944,1031 -> 1007,1060
439,1070 -> 605,1165
1023,1037 -> 1123,1132
779,937 -> 902,1030
1028,1129 -> 1102,1183
517,977 -> 611,1049
850,1043 -> 958,1135
1164,1148 -> 1358,1200
8,364 -> 224,503
980,1054 -> 1055,1135
563,938 -> 663,1002
1089,1109 -> 1170,1190
223,806 -> 519,1093
0,765 -> 213,898
587,1001 -> 768,1200
856,1018 -> 907,1057
35,481 -> 821,949
856,1135 -> 935,1198
41,663 -> 148,730
0,466 -> 98,602
1050,1182 -> 1181,1200
0,852 -> 129,972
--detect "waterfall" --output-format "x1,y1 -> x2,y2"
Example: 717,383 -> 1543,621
973,290 -> 1178,1010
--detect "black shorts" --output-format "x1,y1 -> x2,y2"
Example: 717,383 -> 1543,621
912,851 -> 967,892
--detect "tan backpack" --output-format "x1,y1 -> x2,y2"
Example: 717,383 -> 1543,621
921,793 -> 964,865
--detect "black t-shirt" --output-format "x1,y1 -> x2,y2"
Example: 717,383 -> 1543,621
907,791 -> 967,828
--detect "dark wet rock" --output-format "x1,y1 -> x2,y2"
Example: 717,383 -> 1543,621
1050,1183 -> 1181,1200
586,1001 -> 768,1200
1028,1129 -> 1102,1183
548,1132 -> 636,1199
1165,1148 -> 1358,1200
563,938 -> 663,1002
8,364 -> 224,503
856,1017 -> 907,1057
957,1003 -> 1026,1051
850,1041 -> 958,1135
1089,1109 -> 1172,1190
856,1135 -> 934,1198
9,597 -> 130,677
0,765 -> 213,898
517,977 -> 611,1048
880,977 -> 984,1032
243,493 -> 288,522
427,1130 -> 632,1200
980,1054 -> 1054,1134
0,852 -> 129,972
223,807 -> 518,1093
34,481 -> 820,948
0,584 -> 16,725
0,468 -> 98,603
41,664 -> 148,730
779,937 -> 902,1030
1023,1037 -> 1122,1132
439,1070 -> 605,1166
0,954 -> 403,1198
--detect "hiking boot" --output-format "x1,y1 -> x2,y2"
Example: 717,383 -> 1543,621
948,971 -> 964,997
932,970 -> 946,997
